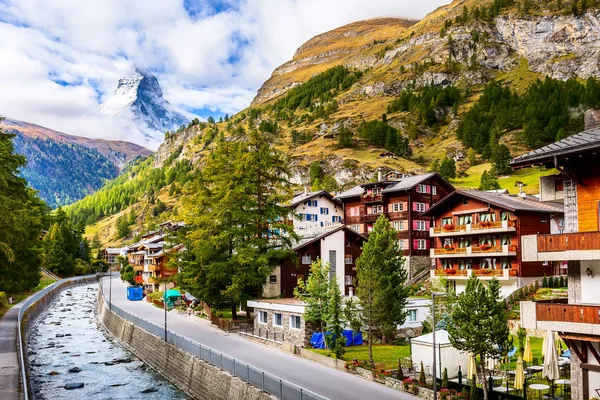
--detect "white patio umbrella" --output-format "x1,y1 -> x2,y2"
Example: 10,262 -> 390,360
542,330 -> 560,381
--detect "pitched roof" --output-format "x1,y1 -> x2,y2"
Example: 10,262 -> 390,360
511,127 -> 600,168
292,225 -> 366,250
291,190 -> 340,207
334,172 -> 443,199
427,190 -> 564,215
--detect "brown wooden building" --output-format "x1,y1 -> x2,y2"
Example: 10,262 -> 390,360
512,125 -> 600,400
334,172 -> 455,279
262,226 -> 366,298
426,190 -> 563,298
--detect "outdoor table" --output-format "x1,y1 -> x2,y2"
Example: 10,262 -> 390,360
530,383 -> 550,399
529,366 -> 544,377
493,386 -> 509,393
555,379 -> 571,396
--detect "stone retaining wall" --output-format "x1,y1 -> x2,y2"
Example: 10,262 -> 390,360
97,293 -> 274,400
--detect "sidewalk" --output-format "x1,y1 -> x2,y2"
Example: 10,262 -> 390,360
104,276 -> 416,400
0,302 -> 24,400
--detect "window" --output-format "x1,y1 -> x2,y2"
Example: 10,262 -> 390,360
392,203 -> 404,212
373,187 -> 382,195
441,259 -> 452,269
332,216 -> 342,223
371,205 -> 383,214
393,220 -> 405,231
417,184 -> 428,193
350,224 -> 361,233
350,207 -> 360,217
416,239 -> 427,250
459,215 -> 472,225
396,239 -> 406,250
432,186 -> 437,196
258,311 -> 268,324
269,275 -> 277,284
344,275 -> 353,285
459,237 -> 471,248
290,315 -> 301,330
415,202 -> 427,212
441,217 -> 452,226
500,258 -> 510,269
320,207 -> 329,215
500,235 -> 510,246
306,200 -> 317,207
462,198 -> 468,205
329,251 -> 336,282
408,309 -> 418,323
415,220 -> 427,231
501,211 -> 511,221
301,254 -> 312,264
479,213 -> 496,222
274,313 -> 282,327
345,255 -> 353,264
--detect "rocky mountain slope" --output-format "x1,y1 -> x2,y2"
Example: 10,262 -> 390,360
72,0 -> 600,245
2,118 -> 152,208
101,66 -> 188,140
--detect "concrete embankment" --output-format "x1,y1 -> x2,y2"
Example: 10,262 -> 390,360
97,290 -> 275,400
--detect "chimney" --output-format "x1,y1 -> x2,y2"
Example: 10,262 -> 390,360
515,181 -> 526,198
377,167 -> 384,182
584,109 -> 600,130
304,186 -> 309,196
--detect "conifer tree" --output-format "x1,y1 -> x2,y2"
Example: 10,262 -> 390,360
295,260 -> 330,346
447,276 -> 512,400
355,215 -> 409,369
439,157 -> 457,180
325,276 -> 346,359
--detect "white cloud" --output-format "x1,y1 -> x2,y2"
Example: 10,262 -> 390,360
0,0 -> 450,149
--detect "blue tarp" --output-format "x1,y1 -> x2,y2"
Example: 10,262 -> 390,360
562,349 -> 570,358
127,286 -> 143,301
310,330 -> 363,349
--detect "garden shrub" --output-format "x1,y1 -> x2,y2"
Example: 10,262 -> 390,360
442,367 -> 449,389
0,292 -> 8,309
419,361 -> 426,385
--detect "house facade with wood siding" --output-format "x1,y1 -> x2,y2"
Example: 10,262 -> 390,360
334,172 -> 455,279
426,190 -> 563,298
512,124 -> 600,400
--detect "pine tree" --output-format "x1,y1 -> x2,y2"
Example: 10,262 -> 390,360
442,367 -> 449,389
478,170 -> 501,191
179,130 -> 296,319
467,148 -> 478,166
490,144 -> 512,176
91,233 -> 101,251
447,276 -> 512,400
295,260 -> 330,347
355,215 -> 409,369
439,157 -> 457,180
470,374 -> 478,400
419,361 -> 427,385
325,276 -> 346,359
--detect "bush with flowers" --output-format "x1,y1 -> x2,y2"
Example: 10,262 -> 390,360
401,377 -> 420,394
344,359 -> 369,371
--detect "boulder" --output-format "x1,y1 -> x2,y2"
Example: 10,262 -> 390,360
64,382 -> 84,390
68,367 -> 82,373
141,387 -> 158,394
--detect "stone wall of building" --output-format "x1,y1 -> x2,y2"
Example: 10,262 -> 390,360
252,308 -> 306,348
98,293 -> 275,400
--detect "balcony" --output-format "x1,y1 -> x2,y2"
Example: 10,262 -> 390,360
431,244 -> 517,258
361,193 -> 383,203
133,265 -> 144,272
521,231 -> 600,262
361,214 -> 381,223
430,220 -> 516,237
431,268 -> 518,280
520,301 -> 600,335
147,264 -> 162,272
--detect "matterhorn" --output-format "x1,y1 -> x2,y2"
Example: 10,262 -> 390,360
101,66 -> 188,139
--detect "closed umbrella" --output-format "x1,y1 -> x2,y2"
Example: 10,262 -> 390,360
556,335 -> 563,355
468,353 -> 477,381
514,356 -> 525,391
543,330 -> 560,381
524,336 -> 533,363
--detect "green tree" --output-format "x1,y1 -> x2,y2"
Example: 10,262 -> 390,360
447,276 -> 512,400
490,144 -> 512,176
355,215 -> 409,369
309,161 -> 325,186
467,148 -> 478,166
439,157 -> 457,180
337,127 -> 354,148
179,130 -> 296,319
430,159 -> 440,172
325,277 -> 346,359
91,233 -> 101,252
478,170 -> 501,191
442,367 -> 449,389
295,260 -> 330,345
116,215 -> 131,239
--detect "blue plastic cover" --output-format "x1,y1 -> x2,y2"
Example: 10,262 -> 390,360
562,349 -> 570,358
127,286 -> 143,301
507,347 -> 517,357
310,330 -> 362,349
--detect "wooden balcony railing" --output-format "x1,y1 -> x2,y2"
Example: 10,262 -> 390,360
433,247 -> 468,255
472,245 -> 503,253
472,220 -> 515,231
133,265 -> 143,272
433,268 -> 517,277
432,220 -> 515,235
434,269 -> 470,276
361,193 -> 383,203
147,264 -> 162,272
537,231 -> 600,252
361,214 -> 381,223
536,303 -> 600,324
433,224 -> 467,234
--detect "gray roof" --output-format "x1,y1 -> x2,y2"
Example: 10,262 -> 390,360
292,225 -> 343,250
291,190 -> 339,207
456,190 -> 564,214
334,173 -> 439,199
511,127 -> 600,167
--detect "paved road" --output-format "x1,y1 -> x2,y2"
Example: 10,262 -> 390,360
0,301 -> 24,400
102,275 -> 415,400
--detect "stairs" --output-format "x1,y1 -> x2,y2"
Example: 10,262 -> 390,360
41,268 -> 60,281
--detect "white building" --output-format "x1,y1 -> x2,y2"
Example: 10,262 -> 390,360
291,190 -> 344,231
399,297 -> 432,332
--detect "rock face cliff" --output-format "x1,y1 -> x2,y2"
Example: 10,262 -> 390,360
101,67 -> 188,139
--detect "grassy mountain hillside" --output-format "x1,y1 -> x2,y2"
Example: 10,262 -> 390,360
72,0 -> 600,245
2,119 -> 152,208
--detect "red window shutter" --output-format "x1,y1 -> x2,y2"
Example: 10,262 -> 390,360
426,221 -> 431,230
412,202 -> 418,211
425,203 -> 430,211
426,185 -> 431,194
412,220 -> 418,230
413,239 -> 419,250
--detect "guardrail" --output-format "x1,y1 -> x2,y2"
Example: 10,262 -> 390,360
99,280 -> 326,400
17,274 -> 100,400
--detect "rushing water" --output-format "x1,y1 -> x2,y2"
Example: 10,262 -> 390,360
27,283 -> 187,399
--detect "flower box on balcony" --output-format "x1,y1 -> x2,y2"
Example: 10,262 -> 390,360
444,245 -> 455,251
443,224 -> 455,231
444,268 -> 457,275
479,221 -> 492,228
479,243 -> 492,251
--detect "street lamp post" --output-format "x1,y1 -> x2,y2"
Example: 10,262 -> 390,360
164,281 -> 168,342
109,265 -> 112,311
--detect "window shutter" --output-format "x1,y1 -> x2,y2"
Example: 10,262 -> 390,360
388,204 -> 393,212
425,240 -> 430,250
425,203 -> 430,211
412,220 -> 418,230
425,221 -> 431,230
412,202 -> 418,211
426,185 -> 431,194
413,239 -> 419,250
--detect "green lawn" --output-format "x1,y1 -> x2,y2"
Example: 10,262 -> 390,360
312,344 -> 410,370
451,164 -> 556,194
0,276 -> 56,319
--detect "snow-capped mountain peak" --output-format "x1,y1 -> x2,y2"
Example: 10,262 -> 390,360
100,66 -> 188,137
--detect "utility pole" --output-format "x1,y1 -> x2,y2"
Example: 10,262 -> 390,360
109,265 -> 112,311
164,281 -> 168,342
432,292 -> 437,400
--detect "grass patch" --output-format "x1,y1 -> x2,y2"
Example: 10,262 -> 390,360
0,276 -> 56,319
451,163 -> 556,194
311,344 -> 410,370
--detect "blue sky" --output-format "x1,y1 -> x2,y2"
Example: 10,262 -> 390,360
0,0 -> 449,148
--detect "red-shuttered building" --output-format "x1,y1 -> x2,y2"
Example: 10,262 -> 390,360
426,189 -> 563,298
334,171 -> 455,278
